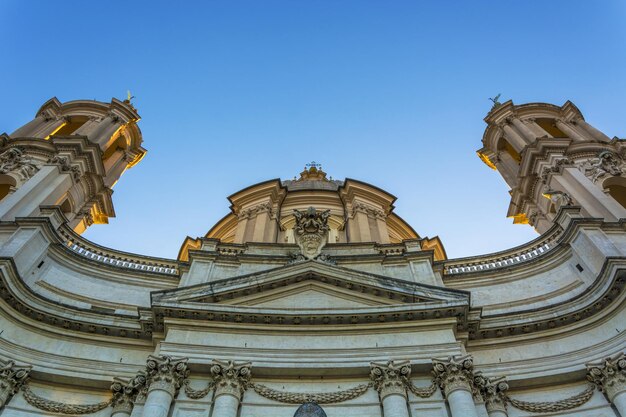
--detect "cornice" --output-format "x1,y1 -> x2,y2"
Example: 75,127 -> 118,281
466,258 -> 626,342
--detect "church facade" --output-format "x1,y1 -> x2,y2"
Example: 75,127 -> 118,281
0,97 -> 624,417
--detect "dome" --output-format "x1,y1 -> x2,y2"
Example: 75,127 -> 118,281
178,164 -> 445,261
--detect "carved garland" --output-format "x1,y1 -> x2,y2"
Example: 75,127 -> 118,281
251,382 -> 372,404
505,384 -> 596,413
184,380 -> 215,399
22,385 -> 111,415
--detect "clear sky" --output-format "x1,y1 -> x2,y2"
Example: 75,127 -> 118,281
1,1 -> 625,259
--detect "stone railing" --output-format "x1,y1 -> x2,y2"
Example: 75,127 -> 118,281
58,226 -> 179,275
442,224 -> 563,275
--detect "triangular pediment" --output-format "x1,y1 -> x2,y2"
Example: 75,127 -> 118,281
219,281 -> 398,309
149,261 -> 470,329
152,260 -> 468,308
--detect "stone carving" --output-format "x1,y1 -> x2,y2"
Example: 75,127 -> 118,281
0,359 -> 30,408
238,202 -> 275,220
145,355 -> 189,396
22,385 -> 111,415
432,355 -> 475,397
474,373 -> 508,414
0,148 -> 39,181
293,207 -> 330,260
352,202 -> 386,219
540,158 -> 574,184
183,380 -> 215,399
110,372 -> 147,414
580,150 -> 623,183
78,208 -> 94,226
210,360 -> 251,400
293,402 -> 328,417
252,382 -> 370,404
543,189 -> 574,211
505,384 -> 595,413
47,155 -> 81,181
370,360 -> 411,399
587,352 -> 626,401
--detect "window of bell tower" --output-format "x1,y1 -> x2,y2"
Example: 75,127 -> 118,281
535,118 -> 566,138
51,116 -> 88,137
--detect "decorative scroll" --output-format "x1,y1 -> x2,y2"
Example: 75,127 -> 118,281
251,382 -> 371,404
406,380 -> 438,398
22,385 -> 111,415
184,380 -> 215,399
505,384 -> 595,413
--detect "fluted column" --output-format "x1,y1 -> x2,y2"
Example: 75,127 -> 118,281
474,373 -> 508,417
0,358 -> 30,409
142,356 -> 188,417
210,360 -> 251,417
370,361 -> 410,417
432,355 -> 479,417
587,352 -> 626,416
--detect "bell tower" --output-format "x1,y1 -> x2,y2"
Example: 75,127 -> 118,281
0,97 -> 147,233
477,99 -> 626,233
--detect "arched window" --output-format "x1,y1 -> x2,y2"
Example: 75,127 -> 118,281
293,402 -> 327,417
0,174 -> 17,201
603,176 -> 626,209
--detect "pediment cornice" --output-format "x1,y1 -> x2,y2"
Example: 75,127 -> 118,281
152,260 -> 469,305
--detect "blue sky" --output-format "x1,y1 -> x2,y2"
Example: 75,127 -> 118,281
1,1 -> 625,259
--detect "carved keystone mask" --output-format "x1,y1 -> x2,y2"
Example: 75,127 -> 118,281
293,207 -> 330,260
293,402 -> 327,417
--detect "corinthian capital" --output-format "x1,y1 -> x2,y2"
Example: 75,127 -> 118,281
210,360 -> 251,400
369,360 -> 411,400
0,358 -> 30,407
145,355 -> 189,396
110,371 -> 147,413
432,355 -> 475,397
587,352 -> 626,401
474,373 -> 508,414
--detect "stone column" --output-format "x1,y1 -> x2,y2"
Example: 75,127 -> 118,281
432,355 -> 479,417
554,119 -> 586,142
510,118 -> 536,142
500,121 -> 527,152
474,373 -> 508,417
90,114 -> 124,150
552,166 -> 626,221
370,361 -> 411,417
142,355 -> 188,417
573,118 -> 611,142
129,387 -> 146,417
210,360 -> 252,417
587,352 -> 626,417
110,372 -> 147,417
0,358 -> 30,409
